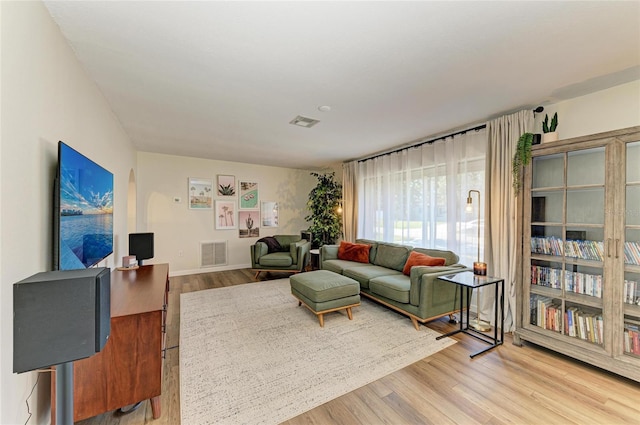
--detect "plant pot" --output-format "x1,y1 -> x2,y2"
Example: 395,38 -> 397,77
542,132 -> 558,143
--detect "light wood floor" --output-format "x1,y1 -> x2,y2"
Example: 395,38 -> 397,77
77,269 -> 640,425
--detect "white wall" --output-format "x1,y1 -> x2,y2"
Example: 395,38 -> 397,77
0,2 -> 136,424
136,152 -> 317,275
534,80 -> 640,139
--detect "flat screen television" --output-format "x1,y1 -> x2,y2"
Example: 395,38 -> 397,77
54,141 -> 114,270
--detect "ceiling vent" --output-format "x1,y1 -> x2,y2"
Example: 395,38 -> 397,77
289,115 -> 320,128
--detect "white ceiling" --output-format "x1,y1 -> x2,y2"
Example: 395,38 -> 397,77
43,1 -> 640,170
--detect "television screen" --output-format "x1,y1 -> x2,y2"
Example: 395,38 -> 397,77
54,142 -> 113,270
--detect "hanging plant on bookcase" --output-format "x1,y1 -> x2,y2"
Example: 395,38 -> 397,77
305,172 -> 342,247
512,132 -> 534,195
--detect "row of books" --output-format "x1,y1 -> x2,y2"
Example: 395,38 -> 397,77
566,307 -> 604,344
624,279 -> 640,305
565,240 -> 605,261
531,296 -> 604,344
530,238 -> 640,266
531,237 -> 564,257
530,265 -> 562,289
531,297 -> 562,332
624,242 -> 640,266
530,265 -> 602,298
565,270 -> 603,298
624,323 -> 640,355
530,237 -> 605,261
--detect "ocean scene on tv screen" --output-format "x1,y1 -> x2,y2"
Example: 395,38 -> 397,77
59,143 -> 113,270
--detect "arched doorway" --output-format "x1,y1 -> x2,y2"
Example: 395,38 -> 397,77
127,168 -> 136,233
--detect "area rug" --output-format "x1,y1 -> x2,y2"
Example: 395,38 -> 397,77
180,278 -> 455,425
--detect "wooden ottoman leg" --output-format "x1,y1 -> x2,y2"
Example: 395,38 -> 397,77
298,301 -> 302,307
318,313 -> 325,328
346,307 -> 353,320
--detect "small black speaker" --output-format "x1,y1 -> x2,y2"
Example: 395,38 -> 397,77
129,232 -> 154,265
13,268 -> 110,374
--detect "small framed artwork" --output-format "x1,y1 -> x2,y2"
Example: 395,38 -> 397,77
239,181 -> 259,209
239,210 -> 260,238
217,175 -> 236,197
261,201 -> 278,227
188,178 -> 213,209
215,200 -> 237,229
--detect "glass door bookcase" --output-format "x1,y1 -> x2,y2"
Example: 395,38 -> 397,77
515,126 -> 640,383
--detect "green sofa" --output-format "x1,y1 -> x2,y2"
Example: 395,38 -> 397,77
320,239 -> 468,330
251,235 -> 311,279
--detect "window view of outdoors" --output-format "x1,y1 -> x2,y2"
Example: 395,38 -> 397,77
359,157 -> 484,268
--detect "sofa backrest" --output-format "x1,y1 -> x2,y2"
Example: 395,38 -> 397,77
274,234 -> 301,250
412,247 -> 459,266
372,242 -> 412,272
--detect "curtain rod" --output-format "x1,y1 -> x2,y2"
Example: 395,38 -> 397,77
357,106 -> 544,163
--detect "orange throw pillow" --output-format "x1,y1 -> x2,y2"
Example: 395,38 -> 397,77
337,241 -> 371,263
402,251 -> 446,275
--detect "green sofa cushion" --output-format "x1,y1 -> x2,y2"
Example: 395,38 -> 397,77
343,265 -> 401,289
372,243 -> 411,272
274,234 -> 301,250
259,252 -> 293,267
323,259 -> 370,275
290,270 -> 359,302
369,274 -> 411,304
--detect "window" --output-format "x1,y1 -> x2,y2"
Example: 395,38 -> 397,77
357,129 -> 486,267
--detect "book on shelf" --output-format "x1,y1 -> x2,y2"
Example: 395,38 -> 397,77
624,279 -> 640,305
531,237 -> 608,262
564,270 -> 603,298
625,324 -> 640,355
531,265 -> 562,289
624,241 -> 640,266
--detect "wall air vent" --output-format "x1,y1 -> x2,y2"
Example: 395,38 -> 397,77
289,115 -> 320,128
200,240 -> 227,267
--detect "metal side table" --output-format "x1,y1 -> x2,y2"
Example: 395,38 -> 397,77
436,272 -> 504,358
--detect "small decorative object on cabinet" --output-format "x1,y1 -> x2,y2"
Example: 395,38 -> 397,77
542,112 -> 559,143
514,125 -> 640,383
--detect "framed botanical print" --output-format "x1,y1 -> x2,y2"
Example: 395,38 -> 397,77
217,175 -> 236,197
215,200 -> 237,229
188,178 -> 213,209
238,210 -> 259,238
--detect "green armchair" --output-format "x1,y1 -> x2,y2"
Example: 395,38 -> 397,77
250,235 -> 311,279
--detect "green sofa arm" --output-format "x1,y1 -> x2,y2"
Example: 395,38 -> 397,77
251,242 -> 269,266
291,240 -> 311,266
410,265 -> 468,311
319,244 -> 339,266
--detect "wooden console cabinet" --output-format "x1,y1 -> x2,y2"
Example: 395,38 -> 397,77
52,264 -> 170,423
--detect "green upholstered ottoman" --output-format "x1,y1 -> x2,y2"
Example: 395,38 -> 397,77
290,270 -> 360,327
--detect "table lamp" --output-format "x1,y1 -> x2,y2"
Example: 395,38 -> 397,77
466,190 -> 491,331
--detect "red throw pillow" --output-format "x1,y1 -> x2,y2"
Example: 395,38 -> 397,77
337,241 -> 371,263
402,251 -> 446,276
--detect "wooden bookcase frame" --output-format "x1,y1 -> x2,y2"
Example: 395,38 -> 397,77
514,126 -> 640,383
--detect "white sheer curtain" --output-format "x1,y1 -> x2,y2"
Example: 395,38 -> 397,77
357,129 -> 487,267
484,110 -> 534,332
342,161 -> 358,242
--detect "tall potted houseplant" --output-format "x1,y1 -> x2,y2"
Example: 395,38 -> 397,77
305,172 -> 342,247
512,132 -> 534,195
542,112 -> 559,143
